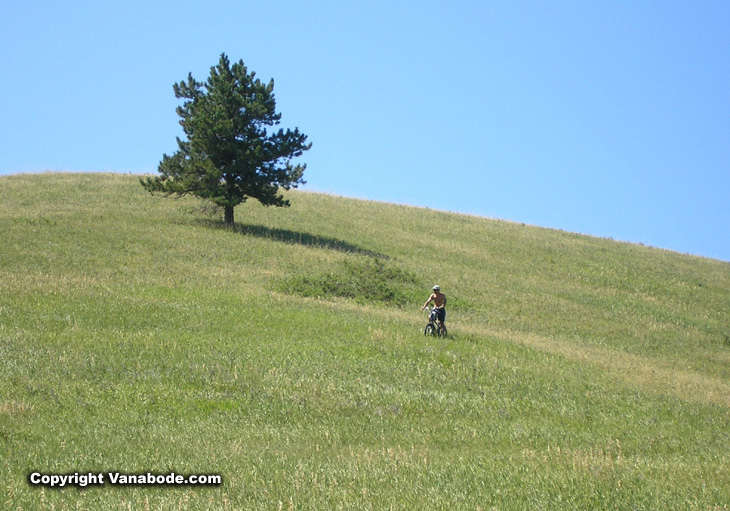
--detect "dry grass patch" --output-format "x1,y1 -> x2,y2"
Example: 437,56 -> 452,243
463,323 -> 730,407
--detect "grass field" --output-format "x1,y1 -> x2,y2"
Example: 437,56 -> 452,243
1,172 -> 729,510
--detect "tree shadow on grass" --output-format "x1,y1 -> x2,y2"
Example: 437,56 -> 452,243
204,220 -> 389,259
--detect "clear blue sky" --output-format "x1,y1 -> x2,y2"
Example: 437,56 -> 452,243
2,1 -> 729,262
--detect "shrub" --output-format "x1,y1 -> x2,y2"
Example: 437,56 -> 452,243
281,257 -> 421,306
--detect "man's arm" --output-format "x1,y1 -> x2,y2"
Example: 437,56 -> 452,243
421,293 -> 435,310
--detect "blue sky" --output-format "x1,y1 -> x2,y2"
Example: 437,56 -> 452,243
2,1 -> 729,262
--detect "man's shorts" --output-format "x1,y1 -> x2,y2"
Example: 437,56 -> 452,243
436,307 -> 446,323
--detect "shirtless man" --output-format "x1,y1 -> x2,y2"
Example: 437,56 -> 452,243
421,285 -> 446,327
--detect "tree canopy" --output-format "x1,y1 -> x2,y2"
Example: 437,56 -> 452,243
141,53 -> 311,225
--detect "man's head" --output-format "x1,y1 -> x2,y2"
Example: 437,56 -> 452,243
432,285 -> 440,292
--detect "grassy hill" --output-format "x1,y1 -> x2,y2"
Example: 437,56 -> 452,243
1,172 -> 729,510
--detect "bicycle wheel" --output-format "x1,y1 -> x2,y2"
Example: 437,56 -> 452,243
424,323 -> 436,336
438,324 -> 448,338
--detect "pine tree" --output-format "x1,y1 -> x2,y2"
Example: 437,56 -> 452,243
141,53 -> 311,225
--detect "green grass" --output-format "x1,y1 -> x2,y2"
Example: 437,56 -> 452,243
1,172 -> 729,510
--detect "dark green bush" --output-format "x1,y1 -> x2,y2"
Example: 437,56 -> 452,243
281,257 -> 422,306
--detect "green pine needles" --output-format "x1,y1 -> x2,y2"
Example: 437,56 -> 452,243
141,53 -> 311,225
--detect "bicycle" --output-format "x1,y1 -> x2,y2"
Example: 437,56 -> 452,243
424,307 -> 447,338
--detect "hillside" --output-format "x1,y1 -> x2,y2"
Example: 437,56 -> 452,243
1,172 -> 729,510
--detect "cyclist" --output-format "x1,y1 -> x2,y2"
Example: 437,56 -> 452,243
421,285 -> 446,329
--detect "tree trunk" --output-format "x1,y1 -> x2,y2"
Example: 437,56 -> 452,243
224,205 -> 235,226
